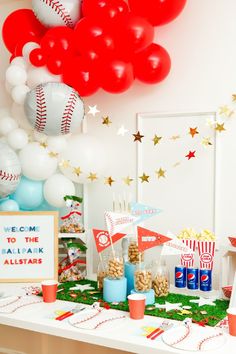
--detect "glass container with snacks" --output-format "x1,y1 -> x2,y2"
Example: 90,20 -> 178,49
128,238 -> 144,264
134,264 -> 152,293
107,252 -> 124,279
97,256 -> 108,291
152,260 -> 169,297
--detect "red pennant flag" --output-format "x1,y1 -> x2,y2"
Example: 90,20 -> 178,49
93,229 -> 126,253
137,226 -> 171,252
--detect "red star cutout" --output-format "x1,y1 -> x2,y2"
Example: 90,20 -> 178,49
189,127 -> 199,138
185,151 -> 196,160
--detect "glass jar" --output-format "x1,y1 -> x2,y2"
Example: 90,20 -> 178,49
134,265 -> 152,293
107,252 -> 124,279
97,256 -> 108,291
152,261 -> 169,297
128,238 -> 144,264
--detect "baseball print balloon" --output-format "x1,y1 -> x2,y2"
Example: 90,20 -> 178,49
32,0 -> 82,28
0,142 -> 21,198
24,82 -> 85,136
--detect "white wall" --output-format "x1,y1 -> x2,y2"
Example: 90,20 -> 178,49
1,0 -> 236,278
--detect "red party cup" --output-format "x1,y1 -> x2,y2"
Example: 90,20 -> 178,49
227,307 -> 236,336
128,293 -> 146,320
41,280 -> 58,303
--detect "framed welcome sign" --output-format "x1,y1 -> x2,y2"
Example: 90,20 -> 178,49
0,211 -> 58,282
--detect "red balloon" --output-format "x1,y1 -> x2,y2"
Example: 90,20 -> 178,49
62,56 -> 99,97
82,0 -> 128,20
2,9 -> 46,53
47,53 -> 65,75
41,27 -> 74,54
100,59 -> 134,93
29,48 -> 47,67
113,14 -> 154,56
128,0 -> 187,26
133,43 -> 171,84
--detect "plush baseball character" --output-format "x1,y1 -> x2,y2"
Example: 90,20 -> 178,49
32,0 -> 82,28
0,142 -> 21,198
24,82 -> 84,136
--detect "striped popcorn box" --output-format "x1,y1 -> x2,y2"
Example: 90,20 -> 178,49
198,241 -> 215,270
180,239 -> 196,268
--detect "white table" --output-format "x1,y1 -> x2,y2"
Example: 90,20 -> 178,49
0,283 -> 235,354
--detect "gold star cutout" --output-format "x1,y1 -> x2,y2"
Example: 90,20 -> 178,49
152,134 -> 162,146
170,135 -> 180,141
102,116 -> 112,126
206,118 -> 217,128
73,167 -> 82,176
87,172 -> 98,182
219,105 -> 230,116
189,127 -> 199,138
48,151 -> 58,158
123,176 -> 134,186
59,159 -> 70,169
139,173 -> 149,183
173,162 -> 181,168
40,142 -> 48,148
156,168 -> 166,179
232,94 -> 236,102
215,123 -> 226,132
133,131 -> 144,142
201,137 -> 212,146
105,176 -> 115,186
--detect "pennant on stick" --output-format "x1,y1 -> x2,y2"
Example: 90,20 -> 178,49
137,226 -> 171,252
104,211 -> 138,236
131,202 -> 162,225
161,232 -> 194,256
92,229 -> 126,253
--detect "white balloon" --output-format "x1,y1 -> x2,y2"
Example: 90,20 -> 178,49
32,0 -> 82,28
0,117 -> 18,136
0,108 -> 11,119
5,81 -> 13,94
7,128 -> 29,150
11,57 -> 27,69
6,65 -> 27,87
11,103 -> 32,131
22,42 -> 40,62
11,85 -> 30,105
33,131 -> 47,143
27,66 -> 61,89
59,134 -> 107,183
47,136 -> 67,153
19,142 -> 58,181
44,173 -> 75,208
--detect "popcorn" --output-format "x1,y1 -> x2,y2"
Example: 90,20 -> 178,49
197,229 -> 216,241
177,228 -> 197,240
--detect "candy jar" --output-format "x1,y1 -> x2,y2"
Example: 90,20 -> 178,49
107,252 -> 124,280
97,256 -> 108,291
134,264 -> 152,293
152,260 -> 169,297
128,238 -> 144,264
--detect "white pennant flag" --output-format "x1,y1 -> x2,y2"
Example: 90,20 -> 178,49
161,231 -> 194,256
104,211 -> 138,236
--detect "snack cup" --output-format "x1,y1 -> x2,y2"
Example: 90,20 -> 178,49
41,280 -> 58,303
227,308 -> 236,336
128,293 -> 146,320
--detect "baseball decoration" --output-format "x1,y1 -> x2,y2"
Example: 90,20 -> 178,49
24,82 -> 85,136
32,0 -> 82,28
0,142 -> 21,198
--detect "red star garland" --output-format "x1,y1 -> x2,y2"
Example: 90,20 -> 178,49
185,151 -> 196,160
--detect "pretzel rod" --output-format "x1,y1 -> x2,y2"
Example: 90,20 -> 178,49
0,296 -> 21,309
197,332 -> 223,351
94,315 -> 126,329
73,309 -> 102,326
169,325 -> 191,346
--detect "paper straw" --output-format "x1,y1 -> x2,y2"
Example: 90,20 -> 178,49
99,253 -> 105,272
112,192 -> 116,212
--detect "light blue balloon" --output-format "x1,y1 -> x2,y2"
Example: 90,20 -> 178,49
0,199 -> 19,211
35,199 -> 60,212
11,176 -> 44,211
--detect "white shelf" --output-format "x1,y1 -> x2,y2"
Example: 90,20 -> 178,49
58,232 -> 87,239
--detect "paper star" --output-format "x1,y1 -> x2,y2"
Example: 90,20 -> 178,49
102,116 -> 112,126
173,162 -> 181,167
87,172 -> 98,182
189,127 -> 199,138
88,105 -> 100,117
40,142 -> 48,148
155,302 -> 182,312
152,134 -> 162,145
232,94 -> 236,102
69,284 -> 95,292
206,118 -> 217,128
59,159 -> 70,169
48,151 -> 58,158
201,137 -> 212,147
219,105 -> 230,116
105,176 -> 115,186
215,123 -> 226,132
139,173 -> 150,183
177,309 -> 192,316
117,125 -> 129,136
185,151 -> 196,160
123,176 -> 134,186
156,168 -> 166,179
133,131 -> 144,142
170,135 -> 180,141
73,167 -> 82,176
190,297 -> 216,307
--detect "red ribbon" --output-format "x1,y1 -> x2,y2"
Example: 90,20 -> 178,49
61,211 -> 82,220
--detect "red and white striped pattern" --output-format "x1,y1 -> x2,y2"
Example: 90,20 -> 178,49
180,239 -> 196,267
198,241 -> 215,270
